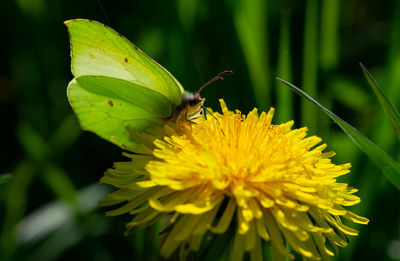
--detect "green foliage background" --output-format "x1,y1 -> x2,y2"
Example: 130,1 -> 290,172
1,0 -> 400,260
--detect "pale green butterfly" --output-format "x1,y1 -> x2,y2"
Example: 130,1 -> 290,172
65,19 -> 231,149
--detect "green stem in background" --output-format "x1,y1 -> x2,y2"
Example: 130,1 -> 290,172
276,12 -> 293,123
320,0 -> 340,71
302,0 -> 319,134
232,0 -> 270,109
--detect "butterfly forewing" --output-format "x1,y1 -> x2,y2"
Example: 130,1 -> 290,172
65,19 -> 183,107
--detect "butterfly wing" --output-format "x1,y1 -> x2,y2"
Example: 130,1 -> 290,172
65,19 -> 184,149
68,76 -> 173,149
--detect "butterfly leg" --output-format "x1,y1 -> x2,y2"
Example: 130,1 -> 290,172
187,109 -> 204,118
185,113 -> 204,124
200,105 -> 225,136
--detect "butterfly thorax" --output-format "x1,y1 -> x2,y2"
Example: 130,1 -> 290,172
171,92 -> 205,123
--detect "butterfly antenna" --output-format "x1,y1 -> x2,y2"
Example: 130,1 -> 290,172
201,105 -> 225,136
196,70 -> 233,96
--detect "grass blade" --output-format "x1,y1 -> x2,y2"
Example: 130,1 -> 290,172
276,77 -> 400,191
360,62 -> 400,141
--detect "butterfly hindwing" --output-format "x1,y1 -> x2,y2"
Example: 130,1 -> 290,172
68,76 -> 173,148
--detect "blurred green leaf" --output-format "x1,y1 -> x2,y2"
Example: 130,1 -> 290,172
42,165 -> 79,208
360,63 -> 400,141
0,173 -> 11,185
177,0 -> 198,30
49,114 -> 81,152
29,222 -> 84,261
1,160 -> 35,253
16,0 -> 45,17
330,77 -> 371,111
17,121 -> 50,162
277,78 -> 400,191
17,183 -> 110,244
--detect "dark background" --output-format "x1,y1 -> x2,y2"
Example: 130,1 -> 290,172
1,0 -> 400,260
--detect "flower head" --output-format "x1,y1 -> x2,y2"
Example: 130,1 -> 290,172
100,99 -> 368,260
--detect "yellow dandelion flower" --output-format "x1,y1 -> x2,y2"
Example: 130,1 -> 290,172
100,99 -> 369,260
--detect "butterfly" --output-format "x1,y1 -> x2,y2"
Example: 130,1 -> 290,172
65,19 -> 231,149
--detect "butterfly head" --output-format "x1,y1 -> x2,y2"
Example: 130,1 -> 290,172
171,70 -> 232,122
173,91 -> 205,122
181,92 -> 205,107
